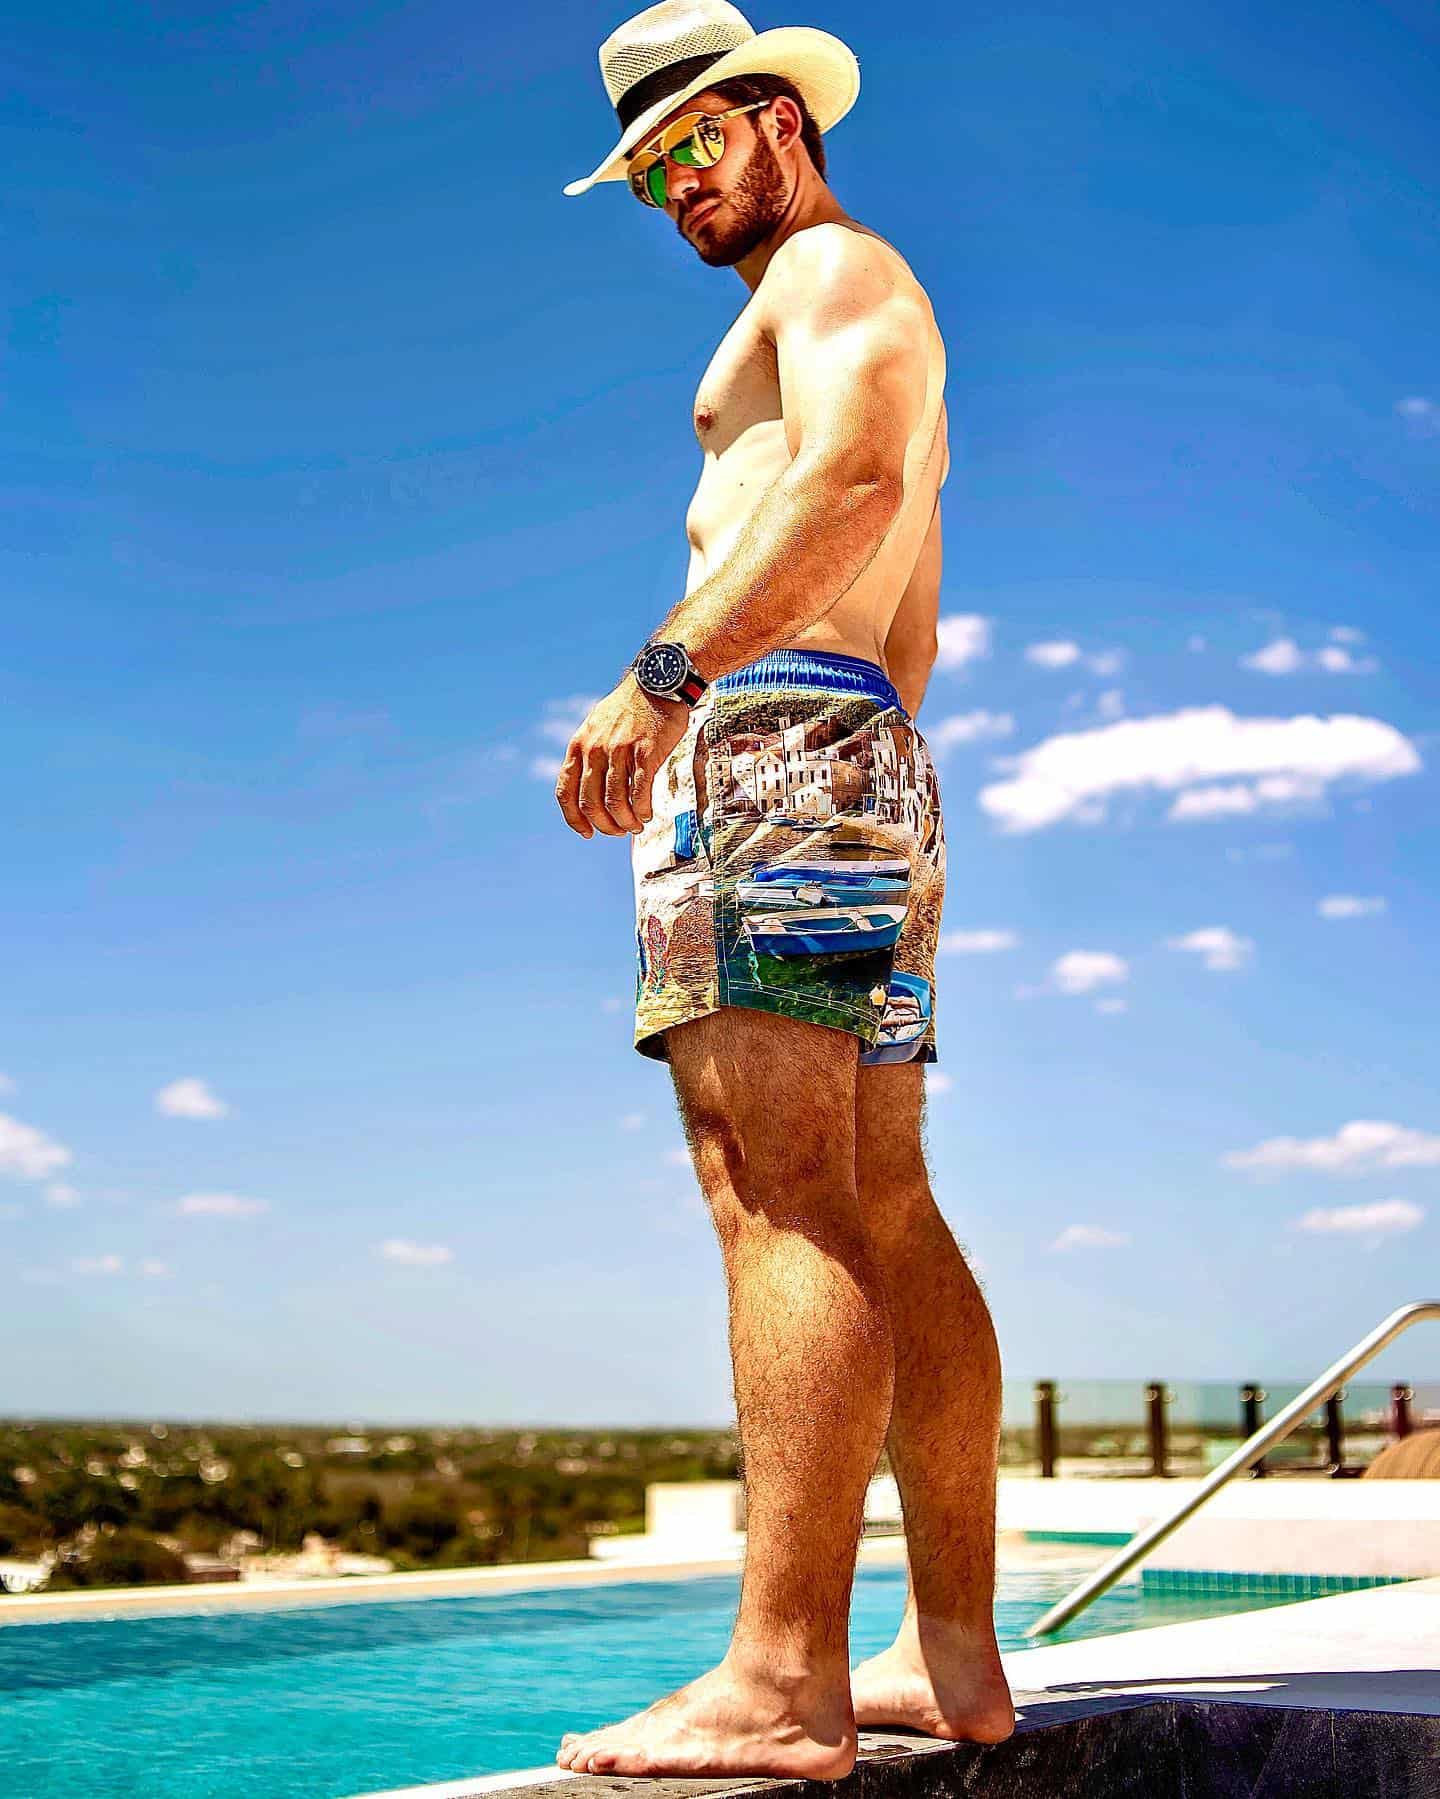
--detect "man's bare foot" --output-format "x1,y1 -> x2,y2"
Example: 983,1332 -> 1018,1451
849,1617 -> 1016,1744
554,1652 -> 857,1780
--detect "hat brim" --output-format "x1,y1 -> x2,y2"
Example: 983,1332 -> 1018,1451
562,26 -> 859,197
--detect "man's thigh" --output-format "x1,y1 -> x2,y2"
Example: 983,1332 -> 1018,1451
663,1009 -> 861,1211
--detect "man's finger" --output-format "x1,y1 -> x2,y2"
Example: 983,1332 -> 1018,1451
579,744 -> 626,836
605,743 -> 643,834
555,743 -> 592,837
629,746 -> 657,826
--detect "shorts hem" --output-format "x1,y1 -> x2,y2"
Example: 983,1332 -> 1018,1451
634,989 -> 887,1063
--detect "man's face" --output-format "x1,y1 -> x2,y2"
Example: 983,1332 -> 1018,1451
637,93 -> 791,268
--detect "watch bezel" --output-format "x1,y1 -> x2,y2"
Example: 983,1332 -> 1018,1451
633,639 -> 694,698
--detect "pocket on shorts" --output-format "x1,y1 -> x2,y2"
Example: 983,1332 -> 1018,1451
634,705 -> 710,879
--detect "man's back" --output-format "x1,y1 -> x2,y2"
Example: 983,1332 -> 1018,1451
682,220 -> 949,676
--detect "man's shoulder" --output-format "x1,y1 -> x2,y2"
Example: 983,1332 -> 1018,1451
759,223 -> 929,330
765,221 -> 901,288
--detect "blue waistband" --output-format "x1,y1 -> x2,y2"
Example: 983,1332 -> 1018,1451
712,648 -> 902,710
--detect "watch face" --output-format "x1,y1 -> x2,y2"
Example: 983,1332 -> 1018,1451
637,642 -> 688,693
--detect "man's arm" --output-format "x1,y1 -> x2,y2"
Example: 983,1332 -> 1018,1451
650,225 -> 932,681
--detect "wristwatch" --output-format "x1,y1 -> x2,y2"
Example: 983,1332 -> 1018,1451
631,639 -> 709,707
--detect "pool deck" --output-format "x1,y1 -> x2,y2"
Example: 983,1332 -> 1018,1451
347,1576 -> 1440,1799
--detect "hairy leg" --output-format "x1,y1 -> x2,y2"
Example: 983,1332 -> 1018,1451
555,1008 -> 894,1779
848,1060 -> 1014,1743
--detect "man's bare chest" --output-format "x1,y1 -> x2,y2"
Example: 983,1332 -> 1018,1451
692,307 -> 788,459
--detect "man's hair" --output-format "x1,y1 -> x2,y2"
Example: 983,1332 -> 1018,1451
704,72 -> 827,182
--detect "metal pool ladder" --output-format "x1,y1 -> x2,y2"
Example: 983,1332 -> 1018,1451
1024,1298 -> 1440,1639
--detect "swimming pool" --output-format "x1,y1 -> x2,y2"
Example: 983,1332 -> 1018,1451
2,1561 -> 1302,1799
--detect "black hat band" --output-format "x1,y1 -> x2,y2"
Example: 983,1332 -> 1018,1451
614,50 -> 734,132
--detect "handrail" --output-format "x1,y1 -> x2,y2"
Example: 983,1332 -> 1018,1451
1024,1299 -> 1440,1639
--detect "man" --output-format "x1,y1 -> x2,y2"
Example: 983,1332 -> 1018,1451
552,0 -> 1014,1780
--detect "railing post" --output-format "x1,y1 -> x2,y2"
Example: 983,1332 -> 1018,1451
1241,1384 -> 1267,1477
1146,1382 -> 1169,1478
1325,1389 -> 1346,1474
1035,1380 -> 1058,1479
1392,1382 -> 1414,1440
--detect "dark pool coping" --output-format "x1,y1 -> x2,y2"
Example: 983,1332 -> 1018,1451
349,1580 -> 1440,1799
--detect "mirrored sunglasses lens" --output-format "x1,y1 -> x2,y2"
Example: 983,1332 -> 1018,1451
645,161 -> 667,206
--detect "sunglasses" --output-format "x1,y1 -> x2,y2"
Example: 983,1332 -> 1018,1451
625,100 -> 771,209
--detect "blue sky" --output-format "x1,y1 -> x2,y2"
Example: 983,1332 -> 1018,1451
3,1 -> 1437,1423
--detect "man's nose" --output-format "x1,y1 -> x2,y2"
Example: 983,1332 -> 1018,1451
667,161 -> 703,208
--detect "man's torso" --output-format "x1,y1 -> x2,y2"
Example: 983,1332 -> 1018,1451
682,221 -> 949,675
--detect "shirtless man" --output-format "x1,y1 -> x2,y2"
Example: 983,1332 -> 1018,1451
552,2 -> 1014,1780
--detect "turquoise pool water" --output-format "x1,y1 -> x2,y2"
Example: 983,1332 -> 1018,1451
2,1562 -> 1300,1799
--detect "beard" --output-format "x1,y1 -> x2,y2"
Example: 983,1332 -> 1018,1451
682,128 -> 789,267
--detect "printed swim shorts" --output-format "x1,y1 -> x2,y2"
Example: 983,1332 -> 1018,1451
631,647 -> 947,1065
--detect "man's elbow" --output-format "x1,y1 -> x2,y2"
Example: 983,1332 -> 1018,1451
802,447 -> 903,513
820,461 -> 905,531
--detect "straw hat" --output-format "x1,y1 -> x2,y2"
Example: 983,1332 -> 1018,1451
562,0 -> 860,197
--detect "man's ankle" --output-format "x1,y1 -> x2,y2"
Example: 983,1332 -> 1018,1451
726,1640 -> 853,1694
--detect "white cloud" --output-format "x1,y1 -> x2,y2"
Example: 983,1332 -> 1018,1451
1025,641 -> 1124,676
45,1184 -> 80,1209
1172,784 -> 1263,820
177,1192 -> 270,1217
539,694 -> 600,746
941,929 -> 1019,954
978,706 -> 1419,834
1294,1199 -> 1425,1237
925,1068 -> 954,1094
935,614 -> 991,671
379,1238 -> 454,1266
1051,1224 -> 1131,1252
155,1078 -> 229,1120
619,1111 -> 647,1132
1242,637 -> 1378,676
1318,894 -> 1386,920
1167,926 -> 1255,973
72,1254 -> 124,1276
1052,951 -> 1128,996
1097,689 -> 1126,721
1242,637 -> 1304,675
1316,645 -> 1377,674
0,1113 -> 72,1182
1396,395 -> 1439,437
929,710 -> 1014,749
1224,1120 -> 1440,1176
531,694 -> 601,779
1027,640 -> 1082,669
140,1258 -> 172,1278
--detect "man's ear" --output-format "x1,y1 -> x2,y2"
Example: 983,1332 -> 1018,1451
767,94 -> 805,158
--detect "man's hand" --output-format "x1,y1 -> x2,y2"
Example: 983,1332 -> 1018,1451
555,674 -> 689,839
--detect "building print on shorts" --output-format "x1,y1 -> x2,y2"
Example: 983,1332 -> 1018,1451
712,712 -> 942,855
631,676 -> 947,1068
